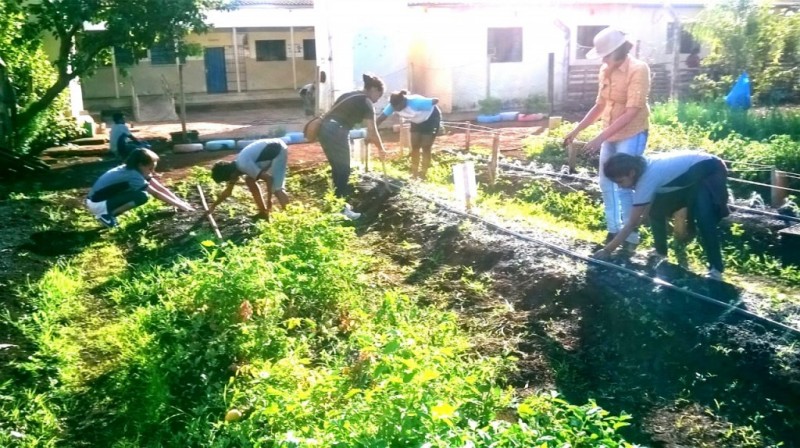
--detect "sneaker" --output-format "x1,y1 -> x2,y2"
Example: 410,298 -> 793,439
97,213 -> 117,228
341,205 -> 361,220
705,269 -> 724,281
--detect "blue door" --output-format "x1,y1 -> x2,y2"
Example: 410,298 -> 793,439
204,47 -> 228,94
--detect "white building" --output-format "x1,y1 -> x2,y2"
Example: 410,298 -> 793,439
81,0 -> 794,115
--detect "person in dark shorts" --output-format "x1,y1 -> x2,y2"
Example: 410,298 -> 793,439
207,138 -> 290,219
376,90 -> 441,179
594,151 -> 730,281
318,73 -> 388,220
86,148 -> 194,228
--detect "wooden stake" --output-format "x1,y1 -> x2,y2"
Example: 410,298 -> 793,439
772,169 -> 788,207
399,124 -> 411,157
567,142 -> 577,174
465,122 -> 472,153
197,185 -> 223,240
489,132 -> 500,185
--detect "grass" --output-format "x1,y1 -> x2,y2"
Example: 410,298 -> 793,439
0,174 -> 636,447
512,118 -> 800,288
651,100 -> 800,142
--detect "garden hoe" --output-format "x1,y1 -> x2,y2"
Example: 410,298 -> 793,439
197,185 -> 223,240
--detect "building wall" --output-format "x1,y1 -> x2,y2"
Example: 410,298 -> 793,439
402,6 -> 567,112
556,4 -> 705,66
81,27 -> 316,101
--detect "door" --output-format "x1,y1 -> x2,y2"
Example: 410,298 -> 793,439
204,47 -> 228,94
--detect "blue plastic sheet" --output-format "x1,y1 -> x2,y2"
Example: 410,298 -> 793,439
725,72 -> 752,110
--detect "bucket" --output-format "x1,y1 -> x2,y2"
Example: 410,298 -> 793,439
349,128 -> 367,139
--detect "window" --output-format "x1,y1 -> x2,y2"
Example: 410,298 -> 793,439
303,39 -> 316,61
666,23 -> 698,54
576,25 -> 608,59
487,27 -> 522,63
255,40 -> 287,61
109,46 -> 146,66
150,42 -> 177,65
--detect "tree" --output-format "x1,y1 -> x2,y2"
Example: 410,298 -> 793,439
0,2 -> 82,153
688,0 -> 800,104
6,0 -> 227,136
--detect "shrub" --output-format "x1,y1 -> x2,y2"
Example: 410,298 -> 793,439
0,5 -> 83,154
478,97 -> 502,115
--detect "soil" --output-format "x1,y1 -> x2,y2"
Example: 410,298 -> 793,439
351,178 -> 800,447
3,114 -> 799,447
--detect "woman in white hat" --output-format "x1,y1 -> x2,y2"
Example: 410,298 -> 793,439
563,27 -> 651,254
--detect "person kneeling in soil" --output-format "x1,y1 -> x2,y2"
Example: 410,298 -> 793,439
207,138 -> 290,219
593,151 -> 730,281
86,148 -> 195,228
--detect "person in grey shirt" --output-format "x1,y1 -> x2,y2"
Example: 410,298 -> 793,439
86,148 -> 194,227
207,138 -> 290,220
594,151 -> 729,281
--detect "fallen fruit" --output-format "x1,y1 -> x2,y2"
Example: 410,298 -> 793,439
225,409 -> 242,422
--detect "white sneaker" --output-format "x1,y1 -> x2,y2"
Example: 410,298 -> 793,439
341,205 -> 361,220
705,269 -> 724,281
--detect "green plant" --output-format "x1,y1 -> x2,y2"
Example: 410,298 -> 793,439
0,3 -> 83,153
688,0 -> 800,104
522,94 -> 549,114
478,97 -> 502,115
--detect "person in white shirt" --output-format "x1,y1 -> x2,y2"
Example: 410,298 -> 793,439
109,112 -> 143,160
376,90 -> 441,179
594,151 -> 730,281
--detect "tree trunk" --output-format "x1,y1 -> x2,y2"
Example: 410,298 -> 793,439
14,76 -> 72,130
178,62 -> 187,139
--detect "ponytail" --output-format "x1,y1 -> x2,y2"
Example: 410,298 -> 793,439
362,73 -> 385,92
389,90 -> 408,109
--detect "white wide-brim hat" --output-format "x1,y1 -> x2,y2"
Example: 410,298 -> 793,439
586,27 -> 630,59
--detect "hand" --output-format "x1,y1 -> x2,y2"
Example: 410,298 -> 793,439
377,147 -> 387,161
562,131 -> 577,148
584,136 -> 604,153
592,248 -> 611,260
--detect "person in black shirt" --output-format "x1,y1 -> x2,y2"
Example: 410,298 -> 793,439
319,73 -> 388,219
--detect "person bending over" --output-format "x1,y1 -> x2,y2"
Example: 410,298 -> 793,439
594,151 -> 730,281
207,138 -> 290,219
318,73 -> 388,220
376,90 -> 441,179
86,148 -> 194,228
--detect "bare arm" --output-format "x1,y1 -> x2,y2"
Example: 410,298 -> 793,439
563,103 -> 604,146
147,181 -> 194,211
584,107 -> 641,152
595,204 -> 648,256
207,180 -> 237,214
366,117 -> 387,157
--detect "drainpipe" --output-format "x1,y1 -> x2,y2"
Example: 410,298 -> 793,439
111,47 -> 120,99
553,18 -> 570,111
665,3 -> 681,100
290,26 -> 298,90
232,27 -> 242,93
